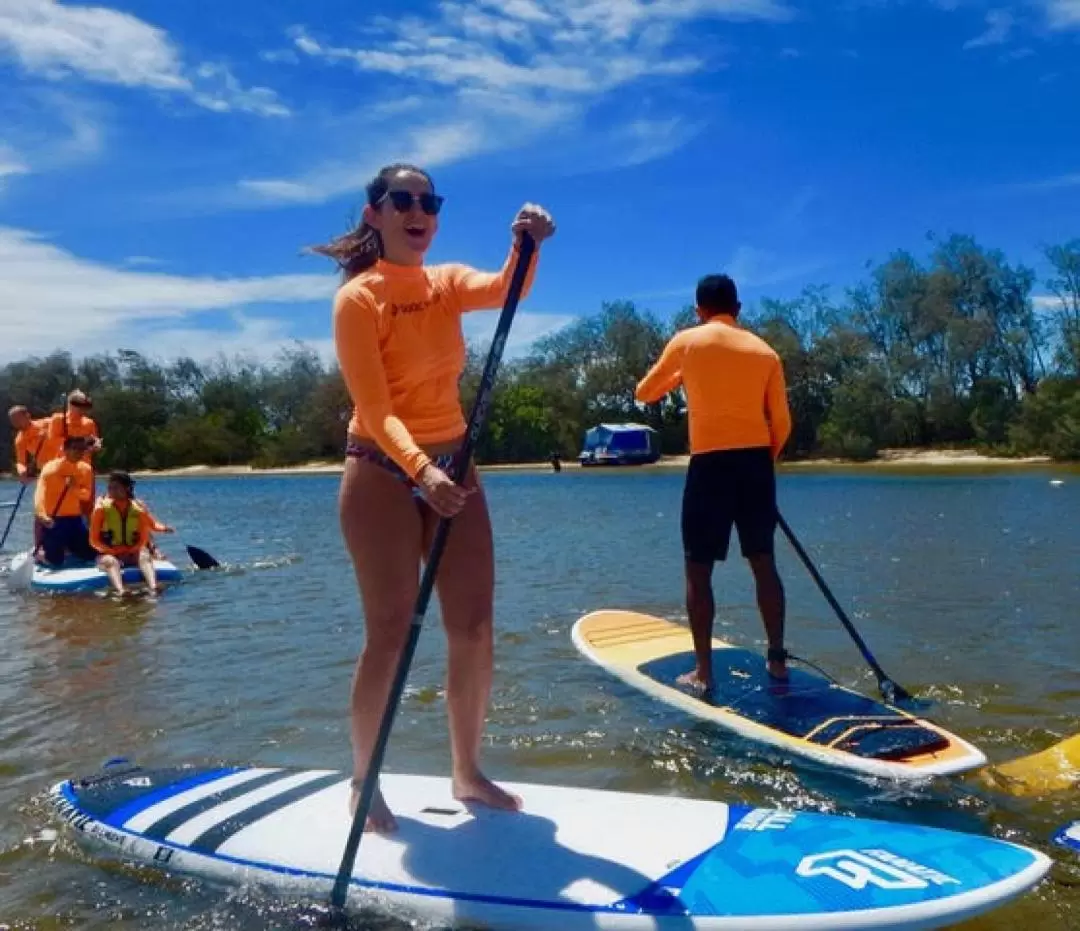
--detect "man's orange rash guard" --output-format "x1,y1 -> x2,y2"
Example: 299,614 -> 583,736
635,314 -> 793,460
333,243 -> 538,480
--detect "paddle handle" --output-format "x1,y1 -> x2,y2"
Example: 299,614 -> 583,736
330,234 -> 537,912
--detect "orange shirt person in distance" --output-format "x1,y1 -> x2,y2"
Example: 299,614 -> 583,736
636,274 -> 793,688
90,470 -> 174,596
47,390 -> 102,465
33,436 -> 96,567
9,406 -> 59,483
313,161 -> 555,833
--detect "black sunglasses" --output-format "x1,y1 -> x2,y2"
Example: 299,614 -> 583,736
380,190 -> 444,216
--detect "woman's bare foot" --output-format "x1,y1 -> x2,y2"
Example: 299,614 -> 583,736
349,781 -> 398,833
453,770 -> 522,812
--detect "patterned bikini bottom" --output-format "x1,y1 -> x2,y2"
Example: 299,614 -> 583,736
345,442 -> 457,499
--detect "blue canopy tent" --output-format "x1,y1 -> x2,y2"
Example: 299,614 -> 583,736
578,423 -> 660,466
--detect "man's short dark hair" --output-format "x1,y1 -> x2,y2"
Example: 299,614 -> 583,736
696,274 -> 740,316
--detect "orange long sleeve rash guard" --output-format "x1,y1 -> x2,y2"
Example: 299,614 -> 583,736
333,242 -> 538,480
33,459 -> 93,520
14,418 -> 56,476
635,314 -> 793,460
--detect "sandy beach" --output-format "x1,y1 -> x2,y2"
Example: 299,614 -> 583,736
77,447 -> 1063,480
0,448 -> 1065,484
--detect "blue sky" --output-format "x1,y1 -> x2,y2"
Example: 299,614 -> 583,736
0,0 -> 1077,364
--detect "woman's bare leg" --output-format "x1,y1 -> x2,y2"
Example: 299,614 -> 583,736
97,554 -> 123,595
423,465 -> 520,811
339,457 -> 423,832
138,548 -> 159,592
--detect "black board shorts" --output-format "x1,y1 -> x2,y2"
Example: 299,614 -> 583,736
682,446 -> 777,564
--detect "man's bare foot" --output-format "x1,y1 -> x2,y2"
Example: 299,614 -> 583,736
453,771 -> 522,812
349,781 -> 397,833
676,670 -> 713,695
767,659 -> 789,681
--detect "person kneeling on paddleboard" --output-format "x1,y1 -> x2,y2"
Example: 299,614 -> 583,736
33,435 -> 96,568
635,274 -> 793,688
89,471 -> 175,596
313,162 -> 555,833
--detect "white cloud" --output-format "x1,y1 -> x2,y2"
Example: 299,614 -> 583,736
243,0 -> 790,204
725,245 -> 827,289
0,0 -> 289,117
1004,171 -> 1080,193
0,226 -> 335,360
0,143 -> 30,185
963,9 -> 1013,48
0,226 -> 573,364
462,309 -> 579,358
238,116 -> 498,205
1044,0 -> 1080,29
1034,294 -> 1074,312
0,94 -> 103,192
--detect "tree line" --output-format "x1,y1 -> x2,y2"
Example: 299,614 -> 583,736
2,233 -> 1078,473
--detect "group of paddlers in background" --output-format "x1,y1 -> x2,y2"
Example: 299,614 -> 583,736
6,390 -> 175,595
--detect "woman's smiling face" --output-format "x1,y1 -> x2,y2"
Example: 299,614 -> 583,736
363,168 -> 442,265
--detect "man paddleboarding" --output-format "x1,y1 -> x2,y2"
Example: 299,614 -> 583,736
635,274 -> 793,689
314,162 -> 555,833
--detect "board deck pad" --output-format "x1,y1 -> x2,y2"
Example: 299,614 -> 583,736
572,610 -> 986,780
638,648 -> 950,761
51,760 -> 1049,930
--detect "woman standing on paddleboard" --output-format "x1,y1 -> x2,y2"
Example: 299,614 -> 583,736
314,164 -> 555,833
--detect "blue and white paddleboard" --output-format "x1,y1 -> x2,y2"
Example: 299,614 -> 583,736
8,552 -> 183,594
51,760 -> 1049,930
1053,821 -> 1080,853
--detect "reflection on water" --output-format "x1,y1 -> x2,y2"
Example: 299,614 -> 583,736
1,467 -> 1078,928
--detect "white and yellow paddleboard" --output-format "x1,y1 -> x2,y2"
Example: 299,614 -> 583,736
572,610 -> 986,781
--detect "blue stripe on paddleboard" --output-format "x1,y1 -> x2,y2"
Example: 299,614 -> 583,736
100,768 -> 241,829
1053,822 -> 1079,852
188,773 -> 344,853
136,771 -> 294,841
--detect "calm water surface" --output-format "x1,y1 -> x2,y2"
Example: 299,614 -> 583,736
1,466 -> 1079,929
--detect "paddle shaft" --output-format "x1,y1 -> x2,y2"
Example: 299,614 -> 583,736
0,434 -> 47,550
776,511 -> 912,704
0,484 -> 27,550
329,234 -> 536,912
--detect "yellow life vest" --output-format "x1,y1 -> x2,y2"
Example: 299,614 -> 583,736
98,496 -> 146,548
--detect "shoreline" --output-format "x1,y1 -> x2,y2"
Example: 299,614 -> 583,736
1,449 -> 1069,482
121,448 -> 1067,478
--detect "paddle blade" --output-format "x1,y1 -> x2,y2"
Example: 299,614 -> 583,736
7,550 -> 35,592
1053,821 -> 1080,854
979,733 -> 1080,796
186,545 -> 220,570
